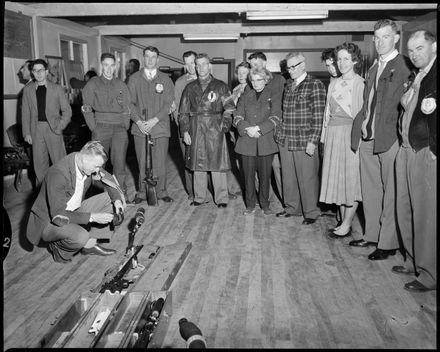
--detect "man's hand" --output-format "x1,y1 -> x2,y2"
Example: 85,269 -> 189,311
183,132 -> 192,145
305,142 -> 316,156
89,213 -> 114,224
245,126 -> 261,138
24,135 -> 32,144
114,200 -> 125,214
145,117 -> 159,133
430,151 -> 437,161
136,120 -> 149,135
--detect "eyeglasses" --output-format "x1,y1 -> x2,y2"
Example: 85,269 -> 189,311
32,69 -> 46,74
287,61 -> 304,71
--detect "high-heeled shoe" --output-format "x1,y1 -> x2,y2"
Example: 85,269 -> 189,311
327,227 -> 352,239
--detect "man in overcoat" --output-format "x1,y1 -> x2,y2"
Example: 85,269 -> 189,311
179,53 -> 235,208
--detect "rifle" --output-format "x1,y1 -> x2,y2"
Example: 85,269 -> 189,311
95,244 -> 144,293
142,109 -> 158,206
131,297 -> 165,348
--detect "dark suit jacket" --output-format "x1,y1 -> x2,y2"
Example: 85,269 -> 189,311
21,80 -> 72,139
409,59 -> 437,156
234,86 -> 281,156
351,54 -> 412,153
26,153 -> 121,245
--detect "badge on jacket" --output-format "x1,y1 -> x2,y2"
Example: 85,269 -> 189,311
208,91 -> 217,102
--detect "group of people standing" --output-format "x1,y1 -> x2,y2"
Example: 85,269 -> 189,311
21,19 -> 436,293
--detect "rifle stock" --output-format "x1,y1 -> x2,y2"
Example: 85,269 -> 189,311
145,133 -> 158,206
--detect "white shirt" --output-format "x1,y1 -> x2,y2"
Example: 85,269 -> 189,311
144,68 -> 157,80
294,72 -> 307,86
66,158 -> 87,211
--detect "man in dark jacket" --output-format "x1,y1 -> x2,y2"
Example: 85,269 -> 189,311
350,19 -> 412,260
179,53 -> 235,208
393,30 -> 437,292
26,141 -> 125,263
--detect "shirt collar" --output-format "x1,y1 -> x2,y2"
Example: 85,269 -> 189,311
100,75 -> 114,84
35,82 -> 48,89
144,68 -> 157,78
186,72 -> 197,80
74,154 -> 88,180
379,49 -> 399,64
420,55 -> 436,75
294,72 -> 307,85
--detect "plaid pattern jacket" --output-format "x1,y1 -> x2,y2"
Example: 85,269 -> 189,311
276,74 -> 326,151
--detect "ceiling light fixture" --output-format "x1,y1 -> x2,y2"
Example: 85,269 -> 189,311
183,34 -> 239,41
246,10 -> 328,20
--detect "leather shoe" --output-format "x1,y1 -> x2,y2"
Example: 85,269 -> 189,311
82,245 -> 116,256
392,265 -> 415,275
263,208 -> 274,215
217,203 -> 227,208
190,201 -> 203,206
368,248 -> 396,260
302,218 -> 317,225
276,211 -> 293,218
327,228 -> 352,239
160,196 -> 174,203
243,208 -> 256,215
133,196 -> 144,204
404,280 -> 435,292
349,239 -> 377,247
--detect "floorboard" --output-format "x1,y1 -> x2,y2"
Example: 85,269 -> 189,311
3,135 -> 437,349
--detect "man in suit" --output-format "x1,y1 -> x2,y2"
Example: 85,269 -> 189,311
179,53 -> 236,208
276,52 -> 326,224
128,46 -> 175,204
26,141 -> 126,263
393,30 -> 437,292
22,58 -> 72,186
18,59 -> 34,85
350,19 -> 412,260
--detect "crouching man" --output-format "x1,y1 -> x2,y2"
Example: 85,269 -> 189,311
26,141 -> 126,263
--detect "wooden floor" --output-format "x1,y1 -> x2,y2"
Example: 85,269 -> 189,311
3,133 -> 437,349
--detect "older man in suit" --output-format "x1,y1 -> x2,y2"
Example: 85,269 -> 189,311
393,30 -> 437,292
26,141 -> 125,264
22,58 -> 72,186
350,19 -> 412,260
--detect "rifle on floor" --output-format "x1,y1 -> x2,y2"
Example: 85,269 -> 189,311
142,109 -> 158,206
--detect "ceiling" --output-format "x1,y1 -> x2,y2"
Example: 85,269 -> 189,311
15,3 -> 437,38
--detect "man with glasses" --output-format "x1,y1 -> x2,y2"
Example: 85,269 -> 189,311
179,53 -> 235,208
22,58 -> 72,186
350,19 -> 412,260
276,52 -> 326,224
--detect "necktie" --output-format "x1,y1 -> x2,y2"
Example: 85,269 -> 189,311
364,60 -> 385,140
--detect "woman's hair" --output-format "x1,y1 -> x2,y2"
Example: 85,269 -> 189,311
335,42 -> 362,65
249,67 -> 273,82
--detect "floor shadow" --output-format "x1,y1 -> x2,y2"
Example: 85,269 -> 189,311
17,190 -> 39,252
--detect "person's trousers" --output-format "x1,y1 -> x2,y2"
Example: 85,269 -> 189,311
178,135 -> 194,199
42,192 -> 114,263
395,146 -> 436,288
194,171 -> 228,204
134,135 -> 170,199
92,123 -> 128,190
359,139 -> 399,249
279,144 -> 320,219
33,121 -> 66,186
242,154 -> 274,210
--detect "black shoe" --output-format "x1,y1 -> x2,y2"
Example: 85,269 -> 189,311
160,196 -> 174,203
327,228 -> 352,239
81,245 -> 116,256
276,211 -> 293,218
392,265 -> 415,275
302,218 -> 317,225
368,248 -> 396,260
349,239 -> 377,247
404,280 -> 435,292
217,203 -> 227,208
190,201 -> 203,206
133,197 -> 144,204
